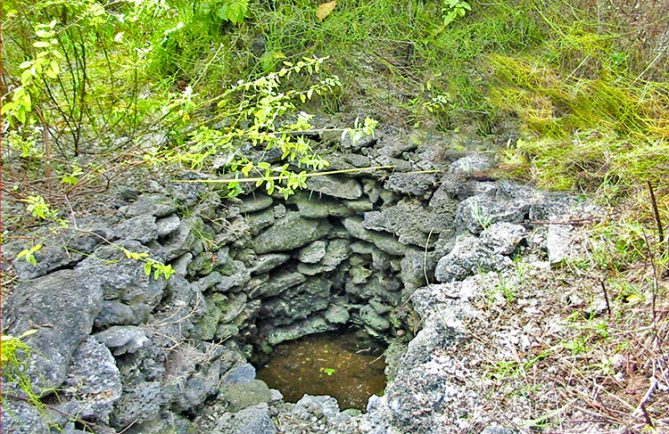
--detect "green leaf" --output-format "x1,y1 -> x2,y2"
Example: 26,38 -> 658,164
21,69 -> 33,85
50,60 -> 60,75
320,367 -> 336,376
162,265 -> 175,280
144,262 -> 152,276
16,109 -> 26,124
216,0 -> 249,25
35,29 -> 54,38
1,101 -> 15,115
18,244 -> 42,266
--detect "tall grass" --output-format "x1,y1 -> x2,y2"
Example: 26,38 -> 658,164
485,5 -> 669,229
149,1 -> 547,131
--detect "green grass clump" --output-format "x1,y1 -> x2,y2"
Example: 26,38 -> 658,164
512,133 -> 669,192
4,0 -> 667,225
484,7 -> 668,228
489,54 -> 669,142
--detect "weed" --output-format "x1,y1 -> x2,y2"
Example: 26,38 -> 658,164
190,225 -> 219,252
441,0 -> 472,27
493,276 -> 517,304
526,414 -> 551,431
611,279 -> 646,306
23,196 -> 59,221
500,282 -> 516,303
16,244 -> 43,266
1,331 -> 43,409
489,360 -> 521,380
470,199 -> 493,230
564,336 -> 589,356
216,0 -> 249,25
122,249 -> 175,281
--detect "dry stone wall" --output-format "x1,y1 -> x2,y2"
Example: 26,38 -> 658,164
1,128 -> 584,434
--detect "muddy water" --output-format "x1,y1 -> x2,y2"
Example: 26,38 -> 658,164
256,330 -> 387,410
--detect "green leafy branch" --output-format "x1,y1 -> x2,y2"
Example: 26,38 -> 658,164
215,0 -> 249,25
342,117 -> 379,143
17,244 -> 43,267
442,0 -> 471,27
60,164 -> 84,186
2,20 -> 62,124
122,249 -> 175,281
144,57 -> 374,199
14,241 -> 175,282
23,195 -> 64,225
12,202 -> 174,282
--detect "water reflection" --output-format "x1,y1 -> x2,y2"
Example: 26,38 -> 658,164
256,330 -> 387,410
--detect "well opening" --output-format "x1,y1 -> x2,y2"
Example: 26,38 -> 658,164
254,329 -> 387,410
212,173 -> 454,411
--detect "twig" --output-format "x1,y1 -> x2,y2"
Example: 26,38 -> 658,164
528,218 -> 596,226
634,377 -> 659,418
118,419 -> 138,434
639,403 -> 655,428
368,353 -> 385,366
173,165 -> 395,184
423,228 -> 435,288
600,280 -> 612,317
3,392 -> 99,432
642,229 -> 660,326
34,108 -> 53,194
62,194 -> 78,230
647,181 -> 666,258
172,166 -> 445,184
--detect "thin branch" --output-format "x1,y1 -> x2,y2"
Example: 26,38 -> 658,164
600,280 -> 612,317
647,181 -> 666,257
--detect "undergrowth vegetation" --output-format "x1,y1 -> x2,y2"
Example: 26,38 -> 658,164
4,0 -> 665,264
1,1 -> 668,429
3,1 -> 666,197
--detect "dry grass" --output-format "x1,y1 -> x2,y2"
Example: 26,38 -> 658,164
440,218 -> 669,432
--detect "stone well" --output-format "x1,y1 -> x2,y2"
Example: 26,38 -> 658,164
1,129 -> 581,433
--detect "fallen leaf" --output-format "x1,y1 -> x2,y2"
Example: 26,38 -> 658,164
316,1 -> 336,21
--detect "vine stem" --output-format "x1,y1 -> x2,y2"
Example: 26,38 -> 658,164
173,166 -> 443,184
